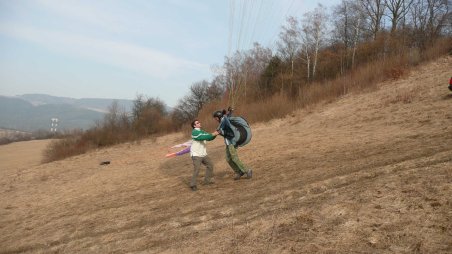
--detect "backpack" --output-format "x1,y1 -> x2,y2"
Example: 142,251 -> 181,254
229,116 -> 252,147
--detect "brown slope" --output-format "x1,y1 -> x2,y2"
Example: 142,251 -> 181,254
0,56 -> 451,253
0,140 -> 52,173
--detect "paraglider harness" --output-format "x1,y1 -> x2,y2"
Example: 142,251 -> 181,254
221,108 -> 252,148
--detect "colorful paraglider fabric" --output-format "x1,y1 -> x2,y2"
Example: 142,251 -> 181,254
165,140 -> 192,158
449,76 -> 452,91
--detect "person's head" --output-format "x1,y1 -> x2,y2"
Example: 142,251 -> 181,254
213,110 -> 223,122
191,119 -> 201,129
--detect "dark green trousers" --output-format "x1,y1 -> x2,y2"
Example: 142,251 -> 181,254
225,144 -> 248,174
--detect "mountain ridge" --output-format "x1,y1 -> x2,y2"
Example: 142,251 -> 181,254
16,93 -> 134,112
0,94 -> 134,132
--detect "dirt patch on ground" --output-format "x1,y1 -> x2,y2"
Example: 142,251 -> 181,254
0,56 -> 451,253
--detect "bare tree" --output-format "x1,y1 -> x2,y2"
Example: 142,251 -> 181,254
224,51 -> 247,105
132,95 -> 166,119
104,100 -> 130,131
242,43 -> 273,99
132,95 -> 167,135
277,16 -> 301,88
360,0 -> 386,39
105,100 -> 120,129
385,0 -> 414,33
300,27 -> 312,81
175,81 -> 211,122
333,0 -> 354,48
351,17 -> 362,68
409,0 -> 450,46
302,4 -> 328,80
189,80 -> 212,114
259,56 -> 282,98
171,80 -> 224,126
333,0 -> 366,69
223,43 -> 272,104
248,43 -> 273,78
425,0 -> 450,37
277,17 -> 302,64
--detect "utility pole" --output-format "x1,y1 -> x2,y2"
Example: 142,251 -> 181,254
50,118 -> 58,133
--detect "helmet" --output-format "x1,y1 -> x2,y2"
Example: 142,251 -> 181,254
213,110 -> 223,118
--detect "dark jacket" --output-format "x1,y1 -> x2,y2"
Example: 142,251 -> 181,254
216,114 -> 236,146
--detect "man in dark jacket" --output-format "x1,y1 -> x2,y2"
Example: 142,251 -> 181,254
213,109 -> 252,180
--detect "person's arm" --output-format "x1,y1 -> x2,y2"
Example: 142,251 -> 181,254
216,117 -> 227,136
192,129 -> 216,141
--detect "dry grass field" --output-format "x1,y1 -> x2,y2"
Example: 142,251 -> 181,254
0,140 -> 52,175
1,56 -> 451,253
0,130 -> 30,139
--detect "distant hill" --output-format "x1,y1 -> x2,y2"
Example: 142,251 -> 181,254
18,94 -> 134,113
0,94 -> 135,132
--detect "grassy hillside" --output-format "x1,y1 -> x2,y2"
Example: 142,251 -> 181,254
0,56 -> 451,253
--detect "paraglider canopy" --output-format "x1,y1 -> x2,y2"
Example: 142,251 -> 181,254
165,140 -> 191,158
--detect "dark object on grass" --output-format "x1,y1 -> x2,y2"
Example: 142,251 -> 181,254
100,161 -> 110,165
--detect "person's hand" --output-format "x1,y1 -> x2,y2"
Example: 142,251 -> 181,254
213,131 -> 219,136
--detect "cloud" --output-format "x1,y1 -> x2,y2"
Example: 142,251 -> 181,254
34,0 -> 177,37
35,0 -> 126,33
0,23 -> 208,79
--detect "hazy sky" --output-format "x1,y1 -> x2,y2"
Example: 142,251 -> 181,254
0,0 -> 339,107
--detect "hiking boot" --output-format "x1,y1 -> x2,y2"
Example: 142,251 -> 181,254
245,169 -> 253,179
234,172 -> 244,180
190,186 -> 197,191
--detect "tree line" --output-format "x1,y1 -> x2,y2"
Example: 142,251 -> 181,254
108,0 -> 452,135
44,0 -> 451,162
168,0 -> 451,123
